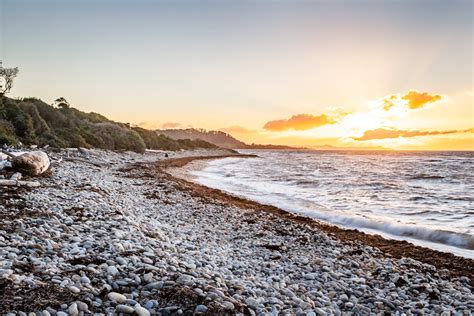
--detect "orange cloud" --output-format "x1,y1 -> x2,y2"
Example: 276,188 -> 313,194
355,128 -> 474,141
402,90 -> 442,109
382,90 -> 443,110
263,114 -> 336,131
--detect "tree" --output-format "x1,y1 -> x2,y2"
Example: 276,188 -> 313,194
54,97 -> 70,109
0,61 -> 19,96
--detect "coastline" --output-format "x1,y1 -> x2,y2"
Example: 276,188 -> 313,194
1,149 -> 473,314
165,155 -> 474,284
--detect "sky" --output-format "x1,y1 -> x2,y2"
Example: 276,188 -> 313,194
0,0 -> 473,150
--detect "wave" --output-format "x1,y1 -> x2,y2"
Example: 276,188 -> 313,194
193,152 -> 474,254
200,173 -> 474,250
273,201 -> 474,250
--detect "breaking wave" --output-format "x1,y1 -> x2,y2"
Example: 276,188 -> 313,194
191,150 -> 474,257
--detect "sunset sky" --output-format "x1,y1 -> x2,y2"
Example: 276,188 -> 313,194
1,0 -> 473,150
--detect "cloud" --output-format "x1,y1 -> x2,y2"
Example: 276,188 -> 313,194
136,121 -> 160,129
355,128 -> 474,141
263,114 -> 337,131
402,90 -> 443,109
220,126 -> 255,134
382,90 -> 443,110
161,122 -> 182,129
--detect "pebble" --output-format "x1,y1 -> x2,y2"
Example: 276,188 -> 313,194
1,149 -> 472,315
135,304 -> 151,316
115,304 -> 134,313
67,303 -> 79,316
68,286 -> 80,294
107,265 -> 119,276
245,297 -> 260,309
176,274 -> 194,286
195,305 -> 208,314
108,292 -> 127,303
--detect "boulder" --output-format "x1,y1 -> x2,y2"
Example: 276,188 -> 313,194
10,151 -> 50,176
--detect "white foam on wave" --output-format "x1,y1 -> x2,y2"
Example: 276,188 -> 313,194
191,156 -> 474,258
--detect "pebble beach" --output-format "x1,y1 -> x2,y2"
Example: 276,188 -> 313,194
1,149 -> 473,315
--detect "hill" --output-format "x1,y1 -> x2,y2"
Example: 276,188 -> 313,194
159,128 -> 305,150
0,97 -> 217,153
158,128 -> 246,149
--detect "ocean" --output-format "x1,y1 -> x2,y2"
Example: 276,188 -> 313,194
191,150 -> 474,258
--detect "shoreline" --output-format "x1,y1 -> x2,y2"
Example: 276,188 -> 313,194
1,149 -> 473,314
162,154 -> 474,285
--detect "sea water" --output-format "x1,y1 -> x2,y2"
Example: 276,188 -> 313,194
191,150 -> 474,258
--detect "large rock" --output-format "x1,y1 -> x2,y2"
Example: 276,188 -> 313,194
11,151 -> 50,176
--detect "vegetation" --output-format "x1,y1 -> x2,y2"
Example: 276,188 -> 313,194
159,128 -> 305,150
159,128 -> 247,148
0,96 -> 217,153
0,62 -> 19,96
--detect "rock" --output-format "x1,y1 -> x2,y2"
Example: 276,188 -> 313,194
222,301 -> 235,310
135,304 -> 151,316
314,307 -> 326,316
143,272 -> 154,282
107,265 -> 119,276
68,303 -> 79,316
144,300 -> 158,309
116,304 -> 135,313
9,151 -> 50,176
80,276 -> 91,284
10,172 -> 22,180
245,297 -> 260,309
145,281 -> 163,290
78,147 -> 90,157
108,292 -> 127,303
76,301 -> 89,311
176,274 -> 194,286
68,285 -> 80,294
195,305 -> 208,314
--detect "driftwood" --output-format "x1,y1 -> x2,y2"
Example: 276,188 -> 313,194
2,151 -> 50,176
0,179 -> 41,187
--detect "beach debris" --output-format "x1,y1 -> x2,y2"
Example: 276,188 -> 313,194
2,150 -> 50,176
10,172 -> 22,180
0,179 -> 40,187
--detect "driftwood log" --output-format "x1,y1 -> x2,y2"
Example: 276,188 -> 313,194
2,151 -> 50,176
0,179 -> 41,187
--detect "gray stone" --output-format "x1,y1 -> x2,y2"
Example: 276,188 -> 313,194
195,305 -> 208,314
116,304 -> 135,313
